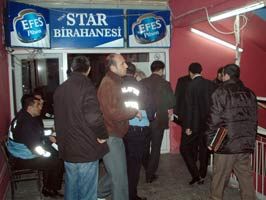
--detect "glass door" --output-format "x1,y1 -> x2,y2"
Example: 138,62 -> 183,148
11,53 -> 63,115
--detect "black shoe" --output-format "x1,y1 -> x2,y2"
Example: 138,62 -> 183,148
54,190 -> 64,197
189,177 -> 200,185
146,174 -> 158,183
197,178 -> 204,185
42,188 -> 63,198
136,195 -> 147,200
42,188 -> 58,198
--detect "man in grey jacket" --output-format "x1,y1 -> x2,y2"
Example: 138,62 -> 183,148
206,64 -> 257,200
54,56 -> 109,200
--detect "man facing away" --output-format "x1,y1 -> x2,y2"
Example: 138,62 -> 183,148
173,74 -> 191,136
97,54 -> 140,200
206,64 -> 257,200
54,56 -> 109,200
141,60 -> 175,183
7,94 -> 63,198
122,62 -> 150,200
183,63 -> 215,185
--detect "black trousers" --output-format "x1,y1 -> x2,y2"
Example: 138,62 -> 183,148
142,121 -> 165,179
13,156 -> 64,190
180,130 -> 209,179
124,126 -> 148,200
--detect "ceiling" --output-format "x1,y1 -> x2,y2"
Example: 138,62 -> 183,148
168,0 -> 266,52
14,0 -> 168,8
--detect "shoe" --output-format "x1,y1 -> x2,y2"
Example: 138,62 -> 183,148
189,177 -> 200,185
54,190 -> 64,197
42,188 -> 63,198
42,188 -> 57,198
136,195 -> 147,200
146,174 -> 158,183
197,178 -> 204,185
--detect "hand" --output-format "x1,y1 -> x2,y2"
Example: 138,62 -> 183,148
49,136 -> 56,143
185,128 -> 192,136
97,138 -> 106,144
208,146 -> 213,151
136,111 -> 142,120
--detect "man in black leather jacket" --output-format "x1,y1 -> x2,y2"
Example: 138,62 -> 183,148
206,64 -> 257,200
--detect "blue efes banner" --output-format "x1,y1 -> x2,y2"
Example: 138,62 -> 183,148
7,1 -> 50,48
127,10 -> 170,47
50,9 -> 124,48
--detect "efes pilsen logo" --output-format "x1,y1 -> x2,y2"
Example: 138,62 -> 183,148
132,13 -> 167,44
13,9 -> 47,43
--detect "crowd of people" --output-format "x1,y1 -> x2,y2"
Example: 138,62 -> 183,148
6,53 -> 258,200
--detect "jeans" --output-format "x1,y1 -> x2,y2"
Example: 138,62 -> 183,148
98,136 -> 129,200
64,161 -> 99,200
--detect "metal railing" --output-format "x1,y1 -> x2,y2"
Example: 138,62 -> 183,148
208,127 -> 266,199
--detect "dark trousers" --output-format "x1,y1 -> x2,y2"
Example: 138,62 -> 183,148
180,130 -> 209,179
13,156 -> 64,190
124,126 -> 148,200
142,121 -> 165,179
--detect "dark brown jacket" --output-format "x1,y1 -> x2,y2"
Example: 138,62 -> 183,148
206,79 -> 257,154
141,73 -> 175,129
97,71 -> 137,138
54,72 -> 108,163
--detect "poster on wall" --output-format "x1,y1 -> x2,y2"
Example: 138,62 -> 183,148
6,1 -> 50,48
50,9 -> 124,48
127,9 -> 170,48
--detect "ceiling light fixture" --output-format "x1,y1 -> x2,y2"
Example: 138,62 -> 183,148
209,1 -> 265,22
191,28 -> 243,52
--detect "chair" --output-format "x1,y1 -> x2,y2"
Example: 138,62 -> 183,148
0,136 -> 43,200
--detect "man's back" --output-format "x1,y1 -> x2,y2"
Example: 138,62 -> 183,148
54,72 -> 108,162
141,73 -> 175,129
207,79 -> 257,154
185,76 -> 215,132
174,75 -> 191,125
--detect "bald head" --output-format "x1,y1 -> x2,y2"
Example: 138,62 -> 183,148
106,54 -> 128,77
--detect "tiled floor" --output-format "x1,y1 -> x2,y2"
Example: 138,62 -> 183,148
6,154 -> 243,200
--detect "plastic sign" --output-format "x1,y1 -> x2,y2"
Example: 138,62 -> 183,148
132,14 -> 167,44
127,10 -> 170,47
6,1 -> 50,48
13,9 -> 47,43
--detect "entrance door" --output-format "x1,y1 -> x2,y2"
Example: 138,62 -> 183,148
11,53 -> 63,116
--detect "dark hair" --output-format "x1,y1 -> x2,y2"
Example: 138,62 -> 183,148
105,54 -> 117,71
223,64 -> 240,79
71,56 -> 91,73
188,62 -> 202,74
217,67 -> 223,74
33,87 -> 43,98
150,60 -> 165,72
126,62 -> 136,75
21,94 -> 38,110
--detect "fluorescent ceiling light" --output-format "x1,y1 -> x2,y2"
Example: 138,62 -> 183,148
191,28 -> 243,52
210,1 -> 265,22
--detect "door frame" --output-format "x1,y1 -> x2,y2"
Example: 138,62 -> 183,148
8,47 -> 170,153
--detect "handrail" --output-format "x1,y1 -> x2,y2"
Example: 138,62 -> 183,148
257,96 -> 266,101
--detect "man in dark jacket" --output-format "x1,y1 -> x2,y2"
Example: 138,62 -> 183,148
183,63 -> 215,185
7,94 -> 63,198
141,60 -> 175,183
122,62 -> 149,200
97,54 -> 140,200
174,75 -> 193,145
206,64 -> 257,200
53,56 -> 109,200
